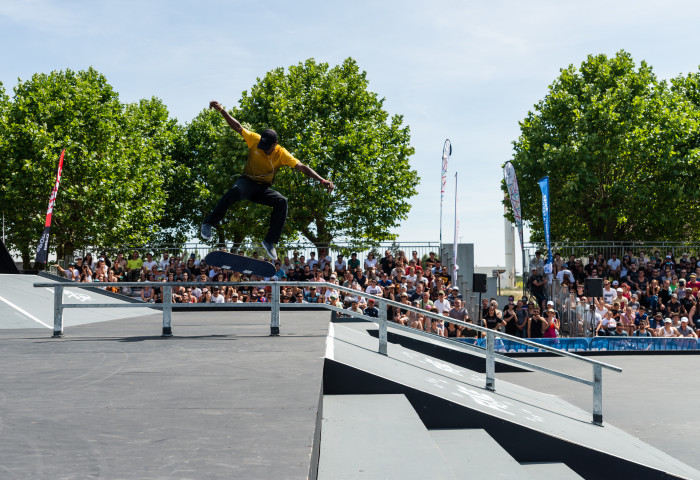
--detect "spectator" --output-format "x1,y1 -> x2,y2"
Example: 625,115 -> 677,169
530,251 -> 545,275
365,278 -> 382,297
527,267 -> 547,309
543,309 -> 559,338
602,280 -> 617,304
347,299 -> 363,315
434,291 -> 451,315
527,307 -> 545,338
515,301 -> 530,338
447,298 -> 468,327
678,317 -> 697,338
657,318 -> 680,337
211,286 -> 225,303
347,253 -> 360,272
632,319 -> 652,337
126,251 -> 143,282
607,252 -> 621,280
363,299 -> 379,318
502,303 -> 518,336
143,252 -> 157,272
483,304 -> 503,331
327,294 -> 340,307
334,254 -> 347,274
304,286 -> 320,303
307,251 -> 319,270
608,321 -> 629,337
446,287 -> 462,305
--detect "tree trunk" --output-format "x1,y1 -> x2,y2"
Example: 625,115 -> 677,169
21,249 -> 31,270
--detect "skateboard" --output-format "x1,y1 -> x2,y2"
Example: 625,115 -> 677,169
203,251 -> 276,277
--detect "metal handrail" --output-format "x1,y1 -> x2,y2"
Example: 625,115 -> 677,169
34,279 -> 620,425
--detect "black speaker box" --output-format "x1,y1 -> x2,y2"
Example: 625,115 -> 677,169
584,277 -> 604,298
473,273 -> 488,293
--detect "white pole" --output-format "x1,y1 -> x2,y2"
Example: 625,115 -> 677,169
453,173 -> 459,288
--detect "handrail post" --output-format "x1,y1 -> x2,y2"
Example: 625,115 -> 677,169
162,285 -> 173,337
485,330 -> 496,391
378,298 -> 388,355
593,364 -> 603,426
52,285 -> 64,338
270,283 -> 280,336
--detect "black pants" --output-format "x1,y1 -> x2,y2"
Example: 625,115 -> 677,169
204,176 -> 288,244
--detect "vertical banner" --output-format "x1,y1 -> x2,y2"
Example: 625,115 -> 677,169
35,149 -> 65,264
537,176 -> 553,271
503,162 -> 524,250
439,139 -> 452,247
453,172 -> 459,283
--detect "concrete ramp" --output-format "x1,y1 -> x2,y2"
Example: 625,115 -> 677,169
324,323 -> 700,480
0,274 -> 156,330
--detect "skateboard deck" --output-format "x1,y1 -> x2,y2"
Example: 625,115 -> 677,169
204,251 -> 276,277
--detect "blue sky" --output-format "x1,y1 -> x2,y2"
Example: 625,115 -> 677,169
2,0 -> 699,268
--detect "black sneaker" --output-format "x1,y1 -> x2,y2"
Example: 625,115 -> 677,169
261,240 -> 278,261
201,222 -> 213,241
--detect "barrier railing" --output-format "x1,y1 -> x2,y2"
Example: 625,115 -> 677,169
34,280 -> 621,425
460,336 -> 700,352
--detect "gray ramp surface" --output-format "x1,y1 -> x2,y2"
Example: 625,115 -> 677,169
499,354 -> 700,472
326,323 -> 700,480
0,274 -> 156,329
521,462 -> 585,479
429,429 -> 534,479
0,310 -> 329,479
318,394 -> 456,480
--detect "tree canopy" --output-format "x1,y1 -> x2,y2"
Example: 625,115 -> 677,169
505,50 -> 700,243
0,68 -> 177,266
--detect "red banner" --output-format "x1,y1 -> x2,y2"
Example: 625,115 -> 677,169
35,149 -> 65,264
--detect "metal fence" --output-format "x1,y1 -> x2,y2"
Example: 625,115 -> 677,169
524,241 -> 700,269
60,241 -> 441,267
34,279 -> 621,426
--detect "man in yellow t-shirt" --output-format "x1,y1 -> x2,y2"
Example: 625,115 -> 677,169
201,101 -> 334,261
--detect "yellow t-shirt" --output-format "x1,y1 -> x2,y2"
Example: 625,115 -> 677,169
240,128 -> 299,185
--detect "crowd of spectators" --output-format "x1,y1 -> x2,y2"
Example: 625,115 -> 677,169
527,249 -> 700,338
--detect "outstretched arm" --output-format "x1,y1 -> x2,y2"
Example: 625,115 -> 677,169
209,101 -> 243,134
294,162 -> 335,193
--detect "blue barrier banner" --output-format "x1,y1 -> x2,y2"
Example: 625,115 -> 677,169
456,336 -> 699,353
538,176 -> 552,266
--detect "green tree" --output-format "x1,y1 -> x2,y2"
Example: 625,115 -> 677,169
225,57 -> 417,250
505,51 -> 700,243
0,68 -> 177,267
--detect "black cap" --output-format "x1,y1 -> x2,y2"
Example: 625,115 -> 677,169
257,129 -> 278,151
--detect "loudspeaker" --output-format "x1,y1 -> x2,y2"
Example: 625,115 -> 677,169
584,277 -> 603,298
473,273 -> 488,293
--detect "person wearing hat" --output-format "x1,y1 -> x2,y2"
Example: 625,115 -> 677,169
304,286 -> 320,303
447,286 -> 462,304
327,293 -> 340,308
658,318 -> 680,337
210,285 -> 225,304
687,273 -> 700,297
363,298 -> 379,318
55,262 -> 80,281
201,101 -> 335,261
677,317 -> 697,338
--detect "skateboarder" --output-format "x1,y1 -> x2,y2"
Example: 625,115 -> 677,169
201,101 -> 334,261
